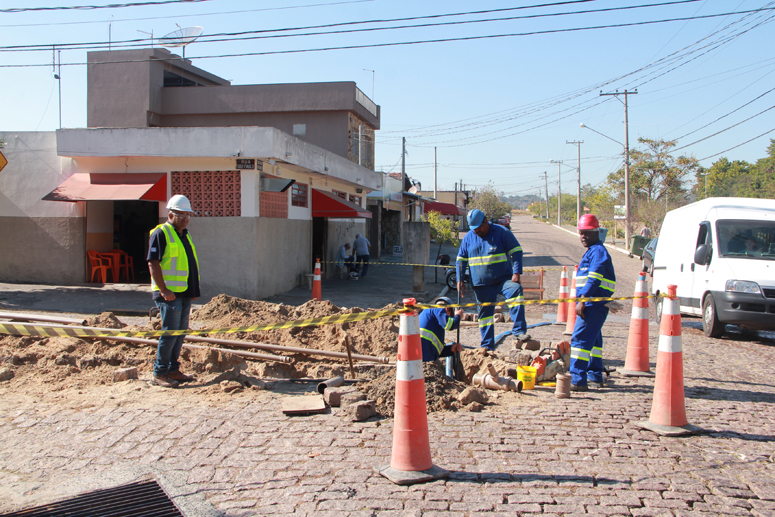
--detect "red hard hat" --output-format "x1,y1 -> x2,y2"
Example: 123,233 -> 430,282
578,214 -> 600,231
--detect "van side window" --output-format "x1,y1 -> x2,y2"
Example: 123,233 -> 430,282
696,222 -> 712,248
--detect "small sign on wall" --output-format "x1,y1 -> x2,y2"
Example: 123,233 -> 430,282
236,159 -> 255,170
393,245 -> 403,257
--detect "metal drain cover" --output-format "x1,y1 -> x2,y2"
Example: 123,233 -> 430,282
2,479 -> 185,517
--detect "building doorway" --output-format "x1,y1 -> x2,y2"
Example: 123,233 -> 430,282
312,217 -> 327,275
113,200 -> 159,283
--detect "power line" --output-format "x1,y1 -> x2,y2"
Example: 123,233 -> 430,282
0,0 -> 213,13
0,0 -> 703,52
697,126 -> 775,161
3,7 -> 773,68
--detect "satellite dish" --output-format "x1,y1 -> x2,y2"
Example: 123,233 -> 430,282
158,26 -> 203,58
408,186 -> 418,194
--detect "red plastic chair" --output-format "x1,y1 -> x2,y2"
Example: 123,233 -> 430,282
118,250 -> 135,282
87,251 -> 113,283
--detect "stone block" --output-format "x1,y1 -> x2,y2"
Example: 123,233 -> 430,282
112,367 -> 138,383
340,391 -> 366,406
523,340 -> 541,351
0,367 -> 13,382
458,386 -> 487,405
323,386 -> 358,407
343,400 -> 377,421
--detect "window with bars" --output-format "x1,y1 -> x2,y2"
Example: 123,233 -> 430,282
332,190 -> 347,199
349,194 -> 362,206
292,183 -> 308,207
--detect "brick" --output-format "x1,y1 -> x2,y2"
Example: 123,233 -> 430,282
323,387 -> 358,407
339,391 -> 366,407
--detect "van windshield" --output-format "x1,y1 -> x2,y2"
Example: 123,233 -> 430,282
717,219 -> 775,260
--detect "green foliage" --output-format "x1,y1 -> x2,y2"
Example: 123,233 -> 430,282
423,210 -> 460,247
469,183 -> 512,221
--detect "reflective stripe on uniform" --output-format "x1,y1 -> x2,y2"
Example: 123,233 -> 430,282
591,346 -> 602,359
571,346 -> 590,362
508,245 -> 522,255
479,315 -> 494,328
589,271 -> 616,292
468,254 -> 508,267
444,317 -> 454,331
421,328 -> 444,354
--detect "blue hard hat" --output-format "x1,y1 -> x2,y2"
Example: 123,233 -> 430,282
467,209 -> 486,230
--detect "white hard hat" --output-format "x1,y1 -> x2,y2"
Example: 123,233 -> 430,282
166,195 -> 193,212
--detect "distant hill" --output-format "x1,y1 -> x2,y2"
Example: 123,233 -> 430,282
501,194 -> 540,210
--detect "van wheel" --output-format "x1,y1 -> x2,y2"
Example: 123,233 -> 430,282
702,294 -> 724,338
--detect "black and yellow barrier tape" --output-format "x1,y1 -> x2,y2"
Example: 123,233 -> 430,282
316,260 -> 573,271
0,294 -> 663,339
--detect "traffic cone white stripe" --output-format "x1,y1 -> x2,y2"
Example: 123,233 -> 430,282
631,307 -> 649,320
658,334 -> 682,353
397,360 -> 424,381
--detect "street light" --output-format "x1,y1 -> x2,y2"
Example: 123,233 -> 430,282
550,159 -> 563,227
580,122 -> 631,244
700,172 -> 709,199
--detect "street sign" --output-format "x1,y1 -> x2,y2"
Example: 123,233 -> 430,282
392,245 -> 403,257
0,151 -> 7,173
614,204 -> 626,220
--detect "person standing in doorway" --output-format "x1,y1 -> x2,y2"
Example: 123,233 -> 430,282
352,232 -> 371,278
147,195 -> 201,388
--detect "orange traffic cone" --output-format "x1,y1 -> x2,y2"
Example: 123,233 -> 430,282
563,266 -> 578,336
620,273 -> 655,377
635,285 -> 702,436
376,298 -> 449,485
554,266 -> 568,324
311,259 -> 322,301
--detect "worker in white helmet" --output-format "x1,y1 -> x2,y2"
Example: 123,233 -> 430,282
147,194 -> 201,388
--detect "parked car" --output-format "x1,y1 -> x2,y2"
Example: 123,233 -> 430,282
497,217 -> 511,230
651,197 -> 775,338
641,238 -> 658,276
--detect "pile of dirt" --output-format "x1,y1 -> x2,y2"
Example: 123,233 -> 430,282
191,295 -> 401,363
362,361 -> 488,417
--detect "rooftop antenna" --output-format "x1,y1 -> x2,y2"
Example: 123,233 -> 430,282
158,24 -> 203,59
137,29 -> 154,48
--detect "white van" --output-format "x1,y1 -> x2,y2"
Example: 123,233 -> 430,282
652,197 -> 775,337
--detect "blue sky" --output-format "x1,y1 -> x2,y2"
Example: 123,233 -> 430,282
2,0 -> 773,196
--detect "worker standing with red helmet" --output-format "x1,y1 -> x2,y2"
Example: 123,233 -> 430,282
570,214 -> 616,391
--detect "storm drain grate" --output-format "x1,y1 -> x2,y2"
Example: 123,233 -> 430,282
1,479 -> 185,517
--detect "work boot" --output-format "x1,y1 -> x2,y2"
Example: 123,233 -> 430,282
153,374 -> 179,388
588,381 -> 605,389
515,333 -> 531,342
570,384 -> 588,392
168,370 -> 195,383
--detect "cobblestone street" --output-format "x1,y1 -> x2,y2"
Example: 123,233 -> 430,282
2,312 -> 774,516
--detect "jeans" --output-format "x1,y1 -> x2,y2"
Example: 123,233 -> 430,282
570,304 -> 609,386
472,280 -> 526,350
355,254 -> 369,277
154,296 -> 192,376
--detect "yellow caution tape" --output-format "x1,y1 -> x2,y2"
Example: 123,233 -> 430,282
0,293 -> 662,339
316,260 -> 571,271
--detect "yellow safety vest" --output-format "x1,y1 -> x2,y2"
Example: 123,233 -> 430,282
150,222 -> 200,293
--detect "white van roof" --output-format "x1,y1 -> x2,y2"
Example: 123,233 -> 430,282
669,197 -> 775,221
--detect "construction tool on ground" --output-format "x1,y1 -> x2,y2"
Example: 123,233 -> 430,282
529,341 -> 571,383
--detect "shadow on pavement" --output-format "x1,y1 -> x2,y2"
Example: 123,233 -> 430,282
448,473 -> 626,486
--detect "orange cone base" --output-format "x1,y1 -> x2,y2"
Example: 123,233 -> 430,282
634,420 -> 703,437
619,368 -> 655,377
375,464 -> 450,485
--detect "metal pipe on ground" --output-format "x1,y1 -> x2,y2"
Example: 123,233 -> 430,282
16,323 -> 291,363
0,311 -> 86,325
21,323 -> 389,363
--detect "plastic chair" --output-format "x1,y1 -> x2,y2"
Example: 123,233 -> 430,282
118,250 -> 135,282
87,250 -> 113,283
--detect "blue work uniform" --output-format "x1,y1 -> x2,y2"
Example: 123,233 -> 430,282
570,240 -> 616,386
420,308 -> 461,362
456,222 -> 527,350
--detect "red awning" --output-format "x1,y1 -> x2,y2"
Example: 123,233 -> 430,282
424,200 -> 465,216
312,188 -> 372,218
43,173 -> 167,202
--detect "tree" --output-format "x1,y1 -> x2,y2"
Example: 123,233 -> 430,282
468,182 -> 512,222
693,157 -> 751,199
422,210 -> 460,264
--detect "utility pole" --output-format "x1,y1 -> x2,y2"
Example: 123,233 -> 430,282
433,147 -> 437,199
550,160 -> 563,226
566,140 -> 583,224
600,89 -> 637,244
542,171 -> 549,219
